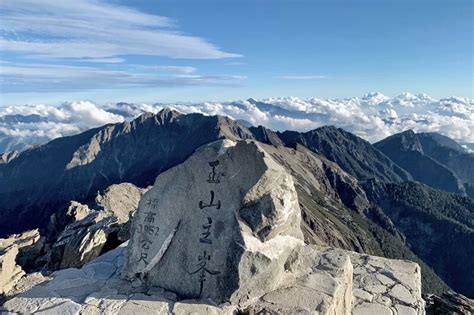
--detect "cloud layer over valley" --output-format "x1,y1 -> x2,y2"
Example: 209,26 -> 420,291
1,92 -> 473,153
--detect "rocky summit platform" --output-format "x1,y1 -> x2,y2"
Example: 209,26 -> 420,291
1,140 -> 425,314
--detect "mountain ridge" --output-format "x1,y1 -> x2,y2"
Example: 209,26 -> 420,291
0,109 -> 473,298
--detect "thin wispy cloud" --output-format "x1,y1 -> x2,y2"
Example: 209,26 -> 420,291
153,66 -> 197,75
0,0 -> 244,93
80,58 -> 126,64
0,0 -> 240,60
276,75 -> 327,80
0,61 -> 246,92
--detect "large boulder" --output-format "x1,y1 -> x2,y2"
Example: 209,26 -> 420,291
125,140 -> 304,305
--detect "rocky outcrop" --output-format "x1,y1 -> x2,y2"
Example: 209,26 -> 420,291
0,230 -> 42,296
95,183 -> 147,224
0,150 -> 18,164
46,183 -> 148,270
0,140 -> 425,314
0,243 -> 425,314
425,290 -> 474,314
348,250 -> 425,314
1,183 -> 146,300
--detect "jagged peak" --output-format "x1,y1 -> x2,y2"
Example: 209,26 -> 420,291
155,107 -> 182,124
132,107 -> 182,126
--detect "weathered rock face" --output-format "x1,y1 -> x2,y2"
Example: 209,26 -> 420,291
46,183 -> 148,270
0,230 -> 42,295
125,140 -> 304,304
425,290 -> 474,314
95,183 -> 148,224
0,150 -> 18,164
347,250 -> 425,314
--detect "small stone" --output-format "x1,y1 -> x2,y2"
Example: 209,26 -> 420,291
376,295 -> 393,306
353,288 -> 373,302
119,293 -> 170,314
395,304 -> 417,315
352,302 -> 392,315
36,300 -> 81,315
172,300 -> 224,315
389,284 -> 416,306
376,274 -> 395,286
353,266 -> 367,275
365,284 -> 387,294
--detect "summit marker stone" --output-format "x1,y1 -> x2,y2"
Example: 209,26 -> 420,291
125,140 -> 304,304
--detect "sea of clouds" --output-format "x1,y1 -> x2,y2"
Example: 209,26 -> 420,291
1,92 -> 473,153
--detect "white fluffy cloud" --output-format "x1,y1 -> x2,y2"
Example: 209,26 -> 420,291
1,92 -> 473,153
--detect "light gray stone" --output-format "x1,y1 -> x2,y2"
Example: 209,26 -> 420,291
172,300 -> 231,315
95,183 -> 148,224
395,303 -> 417,315
365,284 -> 387,294
119,299 -> 169,315
353,288 -> 373,302
36,299 -> 81,315
0,229 -> 42,295
389,284 -> 416,306
352,302 -> 392,315
125,140 -> 304,305
376,273 -> 396,286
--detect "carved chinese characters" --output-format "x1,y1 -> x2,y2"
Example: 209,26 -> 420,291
125,140 -> 304,304
189,160 -> 222,295
137,210 -> 160,268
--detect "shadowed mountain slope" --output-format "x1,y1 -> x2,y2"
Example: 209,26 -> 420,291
375,130 -> 474,198
0,110 -> 253,236
281,127 -> 412,182
363,180 -> 474,297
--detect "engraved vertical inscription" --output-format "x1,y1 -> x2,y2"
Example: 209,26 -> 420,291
189,160 -> 223,296
137,201 -> 160,269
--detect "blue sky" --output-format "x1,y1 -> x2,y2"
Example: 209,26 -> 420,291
0,0 -> 472,105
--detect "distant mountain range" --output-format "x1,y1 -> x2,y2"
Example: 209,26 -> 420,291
1,109 -> 473,298
1,92 -> 473,153
375,130 -> 474,199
